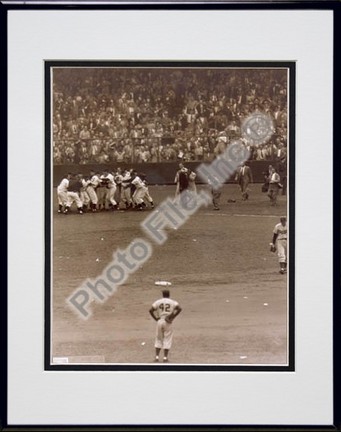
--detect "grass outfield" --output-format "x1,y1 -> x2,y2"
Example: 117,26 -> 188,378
51,184 -> 288,365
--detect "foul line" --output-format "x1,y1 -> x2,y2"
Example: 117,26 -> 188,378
203,213 -> 279,218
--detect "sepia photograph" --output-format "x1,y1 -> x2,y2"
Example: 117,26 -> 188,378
47,63 -> 293,368
6,5 -> 336,427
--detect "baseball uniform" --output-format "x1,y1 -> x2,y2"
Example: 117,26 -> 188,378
114,172 -> 123,205
65,179 -> 83,212
57,177 -> 69,208
273,222 -> 287,264
101,173 -> 117,208
131,176 -> 147,205
121,171 -> 132,208
268,171 -> 281,206
87,174 -> 101,206
80,178 -> 90,207
152,297 -> 180,350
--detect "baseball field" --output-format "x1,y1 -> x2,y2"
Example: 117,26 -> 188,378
51,183 -> 288,366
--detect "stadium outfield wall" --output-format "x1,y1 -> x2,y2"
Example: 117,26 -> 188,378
53,161 -> 284,187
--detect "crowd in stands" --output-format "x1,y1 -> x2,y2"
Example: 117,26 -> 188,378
52,68 -> 288,165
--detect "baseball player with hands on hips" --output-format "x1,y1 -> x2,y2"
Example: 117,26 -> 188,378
270,216 -> 288,274
149,289 -> 182,363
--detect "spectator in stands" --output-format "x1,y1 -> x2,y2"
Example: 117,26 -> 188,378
79,125 -> 91,140
97,151 -> 110,164
114,146 -> 125,163
64,143 -> 76,164
52,68 -> 288,166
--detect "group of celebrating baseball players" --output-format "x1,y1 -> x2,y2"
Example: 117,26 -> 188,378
57,167 -> 155,215
57,159 -> 285,215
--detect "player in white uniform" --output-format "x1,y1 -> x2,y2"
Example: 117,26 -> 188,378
57,173 -> 72,213
121,170 -> 133,209
87,170 -> 101,212
79,177 -> 91,211
270,216 -> 288,274
101,170 -> 117,210
64,174 -> 84,214
140,173 -> 154,209
131,172 -> 148,210
149,289 -> 182,363
97,172 -> 107,211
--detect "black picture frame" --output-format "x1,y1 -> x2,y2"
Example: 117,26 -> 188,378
2,1 -> 340,431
